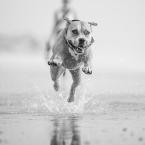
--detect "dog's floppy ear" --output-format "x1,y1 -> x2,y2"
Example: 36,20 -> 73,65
64,17 -> 71,24
88,22 -> 98,26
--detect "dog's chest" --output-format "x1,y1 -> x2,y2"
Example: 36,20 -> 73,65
62,49 -> 85,70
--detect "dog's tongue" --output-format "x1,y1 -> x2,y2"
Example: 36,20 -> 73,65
79,44 -> 84,48
76,47 -> 83,53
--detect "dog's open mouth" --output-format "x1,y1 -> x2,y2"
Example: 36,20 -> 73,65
75,47 -> 83,53
68,40 -> 84,54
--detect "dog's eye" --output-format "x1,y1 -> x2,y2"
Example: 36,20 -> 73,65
84,30 -> 90,35
72,29 -> 79,35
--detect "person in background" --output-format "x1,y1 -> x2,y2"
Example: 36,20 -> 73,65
45,0 -> 77,60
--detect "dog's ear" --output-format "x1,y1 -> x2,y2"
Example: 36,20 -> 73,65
88,22 -> 98,26
64,17 -> 71,24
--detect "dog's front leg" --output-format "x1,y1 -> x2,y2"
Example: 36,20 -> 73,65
82,64 -> 92,74
82,53 -> 92,75
48,54 -> 63,67
68,69 -> 81,102
50,65 -> 65,91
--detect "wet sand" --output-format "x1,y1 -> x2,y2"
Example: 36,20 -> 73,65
0,114 -> 145,145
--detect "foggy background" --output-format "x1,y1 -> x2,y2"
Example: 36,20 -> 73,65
0,2 -> 145,145
0,0 -> 144,72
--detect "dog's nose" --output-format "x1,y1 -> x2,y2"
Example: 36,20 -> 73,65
79,38 -> 85,44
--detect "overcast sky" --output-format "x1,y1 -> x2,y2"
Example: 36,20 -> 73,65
0,0 -> 144,71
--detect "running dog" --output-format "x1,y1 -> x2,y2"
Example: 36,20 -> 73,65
48,17 -> 97,102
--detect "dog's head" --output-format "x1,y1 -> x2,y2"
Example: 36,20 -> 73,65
64,17 -> 97,55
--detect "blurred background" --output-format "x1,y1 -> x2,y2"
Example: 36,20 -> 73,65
0,1 -> 145,145
0,0 -> 144,72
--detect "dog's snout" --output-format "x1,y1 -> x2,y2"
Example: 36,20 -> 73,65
79,38 -> 85,44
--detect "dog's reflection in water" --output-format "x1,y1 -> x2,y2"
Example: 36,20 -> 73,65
50,116 -> 80,145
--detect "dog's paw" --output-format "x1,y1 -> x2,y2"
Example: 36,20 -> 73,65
67,96 -> 74,102
48,58 -> 62,66
48,60 -> 57,66
82,66 -> 92,74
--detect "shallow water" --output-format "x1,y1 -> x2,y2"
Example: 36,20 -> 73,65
0,53 -> 145,145
0,114 -> 145,145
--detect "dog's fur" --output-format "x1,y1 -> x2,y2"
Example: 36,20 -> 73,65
48,18 -> 97,102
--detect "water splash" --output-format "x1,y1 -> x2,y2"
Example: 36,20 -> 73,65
28,89 -> 107,115
0,82 -> 107,115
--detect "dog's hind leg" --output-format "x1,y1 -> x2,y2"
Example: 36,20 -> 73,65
50,65 -> 65,91
68,68 -> 81,102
